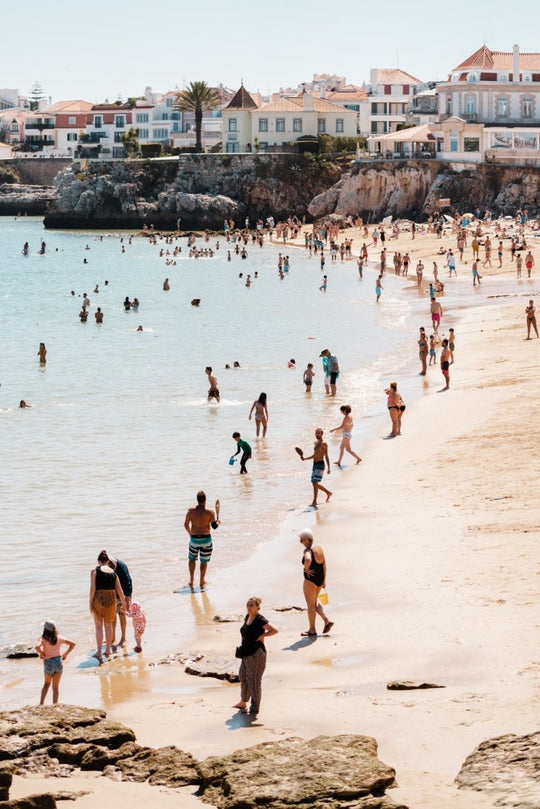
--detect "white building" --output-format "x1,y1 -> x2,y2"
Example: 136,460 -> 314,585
222,86 -> 357,153
361,69 -> 423,137
435,44 -> 540,164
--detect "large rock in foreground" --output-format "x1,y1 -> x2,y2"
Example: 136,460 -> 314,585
196,734 -> 407,809
0,707 -> 407,808
455,731 -> 540,808
0,705 -> 198,787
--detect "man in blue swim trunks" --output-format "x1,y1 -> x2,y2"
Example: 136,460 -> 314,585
184,491 -> 220,589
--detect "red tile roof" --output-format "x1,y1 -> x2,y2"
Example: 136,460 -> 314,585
454,45 -> 540,72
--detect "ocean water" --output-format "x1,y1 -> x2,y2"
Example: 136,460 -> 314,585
1,217 -> 524,702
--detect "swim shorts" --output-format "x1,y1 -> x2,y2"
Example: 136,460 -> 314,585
208,388 -> 220,399
189,535 -> 213,563
432,313 -> 440,322
311,461 -> 325,484
330,372 -> 338,385
44,656 -> 63,676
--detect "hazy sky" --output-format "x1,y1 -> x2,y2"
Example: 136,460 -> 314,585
4,0 -> 540,103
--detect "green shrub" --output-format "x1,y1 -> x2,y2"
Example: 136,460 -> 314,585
0,166 -> 20,184
318,135 -> 365,154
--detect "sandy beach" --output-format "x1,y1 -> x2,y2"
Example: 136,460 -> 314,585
9,221 -> 539,809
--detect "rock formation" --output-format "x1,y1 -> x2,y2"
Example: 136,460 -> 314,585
455,731 -> 540,808
0,706 -> 407,809
196,734 -> 407,809
3,154 -> 540,226
309,160 -> 540,221
43,154 -> 343,230
0,184 -> 55,216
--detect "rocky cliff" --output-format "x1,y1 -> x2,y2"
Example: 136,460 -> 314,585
0,183 -> 56,215
43,154 -> 343,230
2,155 -> 539,228
309,160 -> 540,221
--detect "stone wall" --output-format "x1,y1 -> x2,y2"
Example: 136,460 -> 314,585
3,158 -> 71,186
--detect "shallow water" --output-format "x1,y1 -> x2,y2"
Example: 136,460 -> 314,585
0,218 -> 528,701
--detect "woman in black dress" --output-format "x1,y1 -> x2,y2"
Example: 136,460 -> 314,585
233,597 -> 278,715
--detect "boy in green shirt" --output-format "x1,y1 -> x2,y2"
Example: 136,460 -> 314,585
231,432 -> 252,474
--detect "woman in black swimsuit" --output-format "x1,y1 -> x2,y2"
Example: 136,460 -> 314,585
299,529 -> 333,637
386,381 -> 404,438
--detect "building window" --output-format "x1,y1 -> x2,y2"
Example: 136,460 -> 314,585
67,132 -> 77,142
498,73 -> 508,82
276,118 -> 285,132
258,118 -> 268,132
138,129 -> 149,138
94,115 -> 102,128
68,116 -> 76,124
515,132 -> 537,149
465,98 -> 476,116
450,130 -> 459,152
114,132 -> 124,143
384,85 -> 391,95
467,73 -> 478,83
491,132 -> 513,148
522,98 -> 533,118
293,118 -> 302,132
464,138 -> 480,152
166,97 -> 173,107
136,113 -> 149,123
228,118 -> 237,132
115,115 -> 125,128
318,119 -> 326,133
336,118 -> 344,133
153,129 -> 168,139
497,97 -> 508,118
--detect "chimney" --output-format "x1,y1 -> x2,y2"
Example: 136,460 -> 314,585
320,83 -> 326,99
513,44 -> 520,83
303,92 -> 314,112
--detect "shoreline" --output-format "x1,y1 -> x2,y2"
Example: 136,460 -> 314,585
6,219 -> 540,809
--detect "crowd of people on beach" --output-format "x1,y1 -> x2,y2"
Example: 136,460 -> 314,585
27,204 -> 539,712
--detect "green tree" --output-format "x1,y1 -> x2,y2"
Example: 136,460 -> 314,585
175,81 -> 221,153
28,81 -> 46,111
122,127 -> 141,158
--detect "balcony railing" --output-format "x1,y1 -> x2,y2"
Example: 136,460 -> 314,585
25,122 -> 55,130
80,132 -> 108,143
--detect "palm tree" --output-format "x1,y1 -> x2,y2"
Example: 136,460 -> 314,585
175,81 -> 221,153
